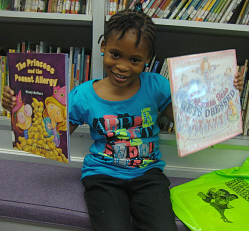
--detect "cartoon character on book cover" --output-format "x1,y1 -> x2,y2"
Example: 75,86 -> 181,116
168,50 -> 243,157
8,53 -> 69,163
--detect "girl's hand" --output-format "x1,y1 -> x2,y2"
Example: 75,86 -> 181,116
1,86 -> 16,112
234,72 -> 244,93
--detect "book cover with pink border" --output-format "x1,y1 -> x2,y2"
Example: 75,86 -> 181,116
167,49 -> 243,157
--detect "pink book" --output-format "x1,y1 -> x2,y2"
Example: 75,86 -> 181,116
167,49 -> 243,157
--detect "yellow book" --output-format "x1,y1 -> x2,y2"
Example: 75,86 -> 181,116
195,0 -> 212,20
1,56 -> 7,116
236,0 -> 249,24
199,0 -> 217,21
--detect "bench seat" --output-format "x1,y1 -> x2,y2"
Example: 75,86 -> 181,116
0,158 -> 191,230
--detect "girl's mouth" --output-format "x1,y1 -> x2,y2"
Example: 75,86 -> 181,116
113,73 -> 128,81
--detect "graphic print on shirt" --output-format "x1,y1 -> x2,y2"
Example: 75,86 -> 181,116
93,107 -> 158,168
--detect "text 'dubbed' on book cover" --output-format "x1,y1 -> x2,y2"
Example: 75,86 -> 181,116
167,49 -> 243,157
8,52 -> 70,163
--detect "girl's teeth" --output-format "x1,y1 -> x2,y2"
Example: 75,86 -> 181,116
115,73 -> 126,79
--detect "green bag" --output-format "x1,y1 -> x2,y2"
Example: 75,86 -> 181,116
170,157 -> 249,231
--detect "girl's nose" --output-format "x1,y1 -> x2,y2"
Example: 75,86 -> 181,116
116,61 -> 129,72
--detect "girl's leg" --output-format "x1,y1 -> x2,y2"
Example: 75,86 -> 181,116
128,168 -> 177,231
82,174 -> 132,231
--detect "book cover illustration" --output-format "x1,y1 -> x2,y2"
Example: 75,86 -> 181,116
8,52 -> 70,163
167,49 -> 243,157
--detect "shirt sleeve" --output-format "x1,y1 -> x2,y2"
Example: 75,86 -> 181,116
152,73 -> 172,112
69,85 -> 85,125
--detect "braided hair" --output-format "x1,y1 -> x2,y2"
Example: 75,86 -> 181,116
99,7 -> 157,58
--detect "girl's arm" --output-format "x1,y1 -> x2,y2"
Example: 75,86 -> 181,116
163,102 -> 174,123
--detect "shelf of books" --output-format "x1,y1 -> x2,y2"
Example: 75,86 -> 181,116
106,15 -> 249,37
0,11 -> 92,26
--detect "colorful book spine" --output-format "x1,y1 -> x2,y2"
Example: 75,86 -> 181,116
192,0 -> 209,20
205,0 -> 222,21
224,0 -> 243,23
176,0 -> 193,19
200,0 -> 217,21
219,0 -> 239,22
195,0 -> 212,20
153,0 -> 167,17
236,0 -> 249,23
144,0 -> 156,13
215,0 -> 232,22
241,0 -> 249,24
157,0 -> 171,18
148,0 -> 164,17
169,0 -> 188,19
180,0 -> 201,20
189,0 -> 205,20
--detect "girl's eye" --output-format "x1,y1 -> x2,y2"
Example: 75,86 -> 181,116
57,111 -> 60,115
50,105 -> 53,110
131,58 -> 141,64
111,52 -> 120,58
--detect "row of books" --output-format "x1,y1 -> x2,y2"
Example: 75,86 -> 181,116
0,0 -> 92,14
109,0 -> 249,24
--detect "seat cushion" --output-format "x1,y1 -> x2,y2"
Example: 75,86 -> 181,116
0,158 -> 191,230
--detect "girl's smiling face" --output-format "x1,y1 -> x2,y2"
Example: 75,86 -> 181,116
101,29 -> 151,89
47,102 -> 64,122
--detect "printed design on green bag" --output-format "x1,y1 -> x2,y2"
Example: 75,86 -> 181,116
197,188 -> 238,223
225,177 -> 249,202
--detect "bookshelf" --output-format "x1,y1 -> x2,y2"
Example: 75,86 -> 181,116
0,0 -> 249,177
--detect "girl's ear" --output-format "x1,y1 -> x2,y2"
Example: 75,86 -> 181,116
100,40 -> 106,53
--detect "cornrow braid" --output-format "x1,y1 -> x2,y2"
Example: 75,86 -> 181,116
99,9 -> 157,58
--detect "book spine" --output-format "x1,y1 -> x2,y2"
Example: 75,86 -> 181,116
189,0 -> 204,20
153,0 -> 167,17
219,0 -> 239,23
212,0 -> 227,21
163,0 -> 179,18
180,0 -> 201,20
157,0 -> 172,18
169,0 -> 187,19
144,0 -> 156,13
192,0 -> 209,20
236,0 -> 249,23
241,0 -> 249,24
148,0 -> 164,17
176,0 -> 193,19
215,0 -> 231,22
200,0 -> 217,21
224,0 -> 243,23
152,60 -> 160,73
195,0 -> 212,21
206,0 -> 222,21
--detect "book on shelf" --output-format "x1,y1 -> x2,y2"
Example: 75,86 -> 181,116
0,55 -> 7,116
215,0 -> 232,22
167,49 -> 243,157
8,52 -> 70,163
241,0 -> 249,24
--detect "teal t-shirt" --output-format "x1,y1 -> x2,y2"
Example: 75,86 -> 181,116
69,72 -> 172,180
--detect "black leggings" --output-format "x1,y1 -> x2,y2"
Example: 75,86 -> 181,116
82,168 -> 177,231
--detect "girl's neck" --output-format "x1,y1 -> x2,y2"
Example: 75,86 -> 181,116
93,77 -> 141,101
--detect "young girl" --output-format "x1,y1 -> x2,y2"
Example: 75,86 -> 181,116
2,7 -> 244,231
